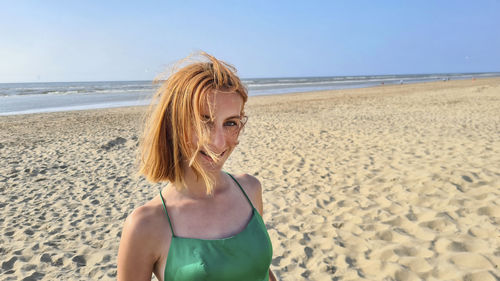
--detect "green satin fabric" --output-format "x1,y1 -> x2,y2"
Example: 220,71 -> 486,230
160,174 -> 273,281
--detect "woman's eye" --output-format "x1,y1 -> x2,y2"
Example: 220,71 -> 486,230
224,121 -> 238,127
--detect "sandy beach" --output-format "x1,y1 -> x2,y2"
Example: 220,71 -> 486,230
1,78 -> 499,280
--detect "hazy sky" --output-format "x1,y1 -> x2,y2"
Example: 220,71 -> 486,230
1,0 -> 499,83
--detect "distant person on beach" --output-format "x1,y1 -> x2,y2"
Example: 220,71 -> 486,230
117,53 -> 277,281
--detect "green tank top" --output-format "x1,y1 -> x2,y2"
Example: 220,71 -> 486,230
159,173 -> 273,281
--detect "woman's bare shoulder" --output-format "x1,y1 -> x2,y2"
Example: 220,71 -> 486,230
232,173 -> 263,214
233,173 -> 261,193
117,196 -> 171,280
121,197 -> 171,249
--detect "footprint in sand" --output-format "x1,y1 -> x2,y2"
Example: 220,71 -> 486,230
20,272 -> 45,281
449,253 -> 492,270
100,137 -> 127,151
72,255 -> 87,267
461,175 -> 473,183
40,253 -> 52,263
463,271 -> 497,281
272,256 -> 283,266
477,206 -> 500,217
304,247 -> 313,259
393,246 -> 418,257
419,218 -> 456,232
298,233 -> 311,245
405,209 -> 418,221
375,230 -> 393,242
2,256 -> 17,270
446,241 -> 468,252
467,226 -> 493,239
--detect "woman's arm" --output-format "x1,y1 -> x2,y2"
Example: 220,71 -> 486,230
117,206 -> 161,281
269,269 -> 278,281
241,174 -> 278,281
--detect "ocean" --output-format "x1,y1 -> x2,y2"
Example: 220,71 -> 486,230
1,72 -> 498,116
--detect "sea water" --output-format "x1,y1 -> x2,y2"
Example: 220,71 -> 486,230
1,73 -> 499,116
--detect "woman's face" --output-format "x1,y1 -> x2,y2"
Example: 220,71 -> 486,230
193,90 -> 245,171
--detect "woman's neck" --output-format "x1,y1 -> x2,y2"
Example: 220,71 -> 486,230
177,168 -> 229,199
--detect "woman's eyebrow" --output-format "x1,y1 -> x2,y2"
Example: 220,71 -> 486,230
202,114 -> 240,120
225,115 -> 241,120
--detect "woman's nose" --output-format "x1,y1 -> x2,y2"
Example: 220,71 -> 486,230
209,125 -> 226,151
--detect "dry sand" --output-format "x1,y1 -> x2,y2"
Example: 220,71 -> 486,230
1,78 -> 499,280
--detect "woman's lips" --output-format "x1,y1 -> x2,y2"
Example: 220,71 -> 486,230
200,150 -> 225,161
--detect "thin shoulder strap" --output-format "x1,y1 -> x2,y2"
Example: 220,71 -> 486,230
159,190 -> 175,237
226,172 -> 255,209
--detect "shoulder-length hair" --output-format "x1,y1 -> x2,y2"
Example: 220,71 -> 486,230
138,52 -> 248,194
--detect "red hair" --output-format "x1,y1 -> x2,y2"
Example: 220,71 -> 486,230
138,52 -> 247,194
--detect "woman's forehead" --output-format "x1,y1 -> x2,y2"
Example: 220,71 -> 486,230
201,91 -> 244,114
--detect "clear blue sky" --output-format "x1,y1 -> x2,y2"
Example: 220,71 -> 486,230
1,0 -> 499,83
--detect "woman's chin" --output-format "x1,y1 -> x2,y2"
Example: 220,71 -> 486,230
197,153 -> 226,171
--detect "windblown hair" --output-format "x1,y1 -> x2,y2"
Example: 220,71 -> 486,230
139,52 -> 248,194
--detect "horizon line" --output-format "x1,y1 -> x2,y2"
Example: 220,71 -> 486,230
1,71 -> 499,84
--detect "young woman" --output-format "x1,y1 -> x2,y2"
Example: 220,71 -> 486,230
117,53 -> 276,281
